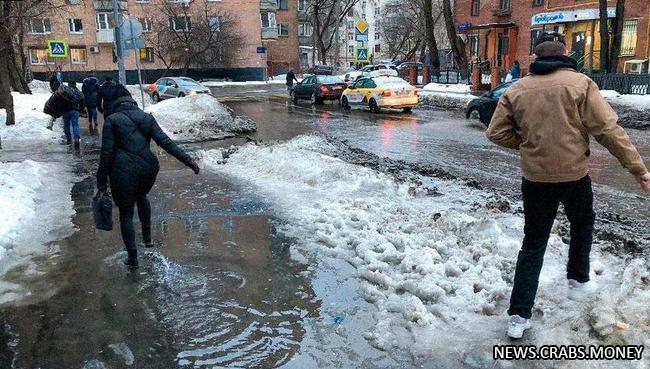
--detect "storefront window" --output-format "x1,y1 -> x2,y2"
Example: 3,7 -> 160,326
620,19 -> 638,56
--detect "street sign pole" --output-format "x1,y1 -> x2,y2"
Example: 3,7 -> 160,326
129,20 -> 145,108
112,0 -> 126,84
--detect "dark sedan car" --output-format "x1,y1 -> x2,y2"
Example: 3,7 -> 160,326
465,80 -> 516,126
307,65 -> 335,75
291,75 -> 347,104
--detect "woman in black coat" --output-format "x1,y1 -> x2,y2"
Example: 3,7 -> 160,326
96,86 -> 200,268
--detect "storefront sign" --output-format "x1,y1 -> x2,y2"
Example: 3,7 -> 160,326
532,8 -> 616,25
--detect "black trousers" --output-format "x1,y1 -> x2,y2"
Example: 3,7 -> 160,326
508,175 -> 595,319
118,196 -> 152,255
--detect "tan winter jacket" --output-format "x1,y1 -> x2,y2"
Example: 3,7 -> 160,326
486,68 -> 648,183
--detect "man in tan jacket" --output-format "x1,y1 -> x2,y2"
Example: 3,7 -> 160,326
486,32 -> 650,339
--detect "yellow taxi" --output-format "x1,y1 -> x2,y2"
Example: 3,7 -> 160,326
340,70 -> 418,113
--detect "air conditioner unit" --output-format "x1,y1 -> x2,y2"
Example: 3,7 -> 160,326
90,46 -> 100,54
628,62 -> 642,74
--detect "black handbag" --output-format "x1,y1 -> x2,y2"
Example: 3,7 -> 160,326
92,190 -> 114,231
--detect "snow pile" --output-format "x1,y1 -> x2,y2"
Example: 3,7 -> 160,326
0,92 -> 59,141
28,79 -> 52,94
145,94 -> 255,142
202,80 -> 287,87
201,135 -> 649,368
126,84 -> 153,109
423,82 -> 472,94
601,90 -> 650,111
0,160 -> 76,305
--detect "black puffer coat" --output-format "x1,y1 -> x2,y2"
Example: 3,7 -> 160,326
82,77 -> 100,107
97,80 -> 120,115
96,96 -> 194,207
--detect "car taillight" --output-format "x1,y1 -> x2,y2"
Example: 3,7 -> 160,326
382,90 -> 392,97
320,85 -> 329,93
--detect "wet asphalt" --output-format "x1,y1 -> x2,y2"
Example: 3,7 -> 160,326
0,89 -> 648,368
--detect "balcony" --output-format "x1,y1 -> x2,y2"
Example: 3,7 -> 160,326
493,8 -> 512,17
262,26 -> 278,40
96,28 -> 115,43
260,0 -> 277,12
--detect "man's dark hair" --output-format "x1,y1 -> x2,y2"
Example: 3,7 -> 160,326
105,76 -> 113,82
534,32 -> 566,48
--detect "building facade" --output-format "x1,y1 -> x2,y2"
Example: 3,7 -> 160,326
24,0 -> 277,83
266,0 -> 301,75
330,0 -> 385,67
455,0 -> 650,83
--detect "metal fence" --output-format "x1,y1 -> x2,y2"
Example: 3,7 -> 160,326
430,69 -> 470,84
588,73 -> 650,95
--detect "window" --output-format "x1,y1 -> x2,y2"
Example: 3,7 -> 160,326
169,16 -> 191,31
530,29 -> 543,54
347,20 -> 354,29
208,16 -> 221,31
620,19 -> 639,56
348,45 -> 354,55
96,13 -> 115,30
29,48 -> 54,65
374,44 -> 381,53
469,35 -> 479,57
298,0 -> 308,11
471,0 -> 480,16
299,22 -> 312,37
499,0 -> 510,10
276,0 -> 288,10
375,33 -> 380,40
138,17 -> 153,32
497,33 -> 509,66
70,47 -> 87,64
139,47 -> 154,62
29,18 -> 51,34
261,12 -> 276,28
347,32 -> 354,41
68,18 -> 83,33
277,23 -> 289,36
532,0 -> 543,7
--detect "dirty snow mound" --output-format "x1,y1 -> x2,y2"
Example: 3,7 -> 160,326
0,92 -> 59,141
145,94 -> 253,142
126,84 -> 153,109
0,160 -> 77,305
28,80 -> 52,94
201,135 -> 649,368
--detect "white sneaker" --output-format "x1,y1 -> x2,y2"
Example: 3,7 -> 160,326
567,279 -> 599,300
507,315 -> 532,339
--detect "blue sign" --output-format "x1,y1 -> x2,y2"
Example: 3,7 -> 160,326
355,47 -> 369,62
457,22 -> 472,31
532,12 -> 566,25
47,40 -> 68,58
257,47 -> 266,54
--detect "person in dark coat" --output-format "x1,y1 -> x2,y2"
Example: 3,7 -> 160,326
82,76 -> 100,134
63,81 -> 84,148
49,74 -> 61,93
97,76 -> 120,118
286,69 -> 299,88
96,86 -> 200,268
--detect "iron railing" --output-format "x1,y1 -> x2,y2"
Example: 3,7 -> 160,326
588,73 -> 650,95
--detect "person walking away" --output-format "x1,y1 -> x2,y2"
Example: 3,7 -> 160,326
96,86 -> 200,268
509,60 -> 521,80
486,32 -> 650,339
60,81 -> 85,148
82,76 -> 100,135
98,76 -> 119,118
286,69 -> 299,96
49,74 -> 61,93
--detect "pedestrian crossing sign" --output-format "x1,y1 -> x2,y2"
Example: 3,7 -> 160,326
355,47 -> 369,63
47,40 -> 68,58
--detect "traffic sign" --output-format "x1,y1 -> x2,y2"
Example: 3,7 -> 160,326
121,17 -> 143,40
257,46 -> 266,54
47,40 -> 68,58
355,20 -> 369,35
122,37 -> 146,51
355,47 -> 369,63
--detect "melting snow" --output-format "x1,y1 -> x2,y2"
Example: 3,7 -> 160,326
200,135 -> 649,368
0,92 -> 59,141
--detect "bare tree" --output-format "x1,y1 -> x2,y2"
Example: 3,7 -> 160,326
598,0 -> 610,72
442,0 -> 467,73
147,1 -> 244,76
382,1 -> 424,61
422,0 -> 440,70
608,0 -> 625,72
308,0 -> 360,65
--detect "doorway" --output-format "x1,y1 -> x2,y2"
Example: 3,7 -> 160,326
572,32 -> 586,70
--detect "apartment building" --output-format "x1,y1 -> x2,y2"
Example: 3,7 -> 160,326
331,0 -> 385,67
455,0 -> 650,77
24,0 -> 275,82
265,0 -> 301,74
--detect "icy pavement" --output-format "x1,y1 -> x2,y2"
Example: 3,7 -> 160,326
0,160 -> 77,305
201,134 -> 649,368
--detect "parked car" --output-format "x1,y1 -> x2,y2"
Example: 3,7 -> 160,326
340,69 -> 418,113
291,75 -> 347,104
149,77 -> 211,102
344,64 -> 397,84
307,65 -> 335,75
465,80 -> 516,126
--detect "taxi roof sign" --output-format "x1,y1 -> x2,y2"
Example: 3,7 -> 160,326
47,40 -> 68,58
355,20 -> 369,35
